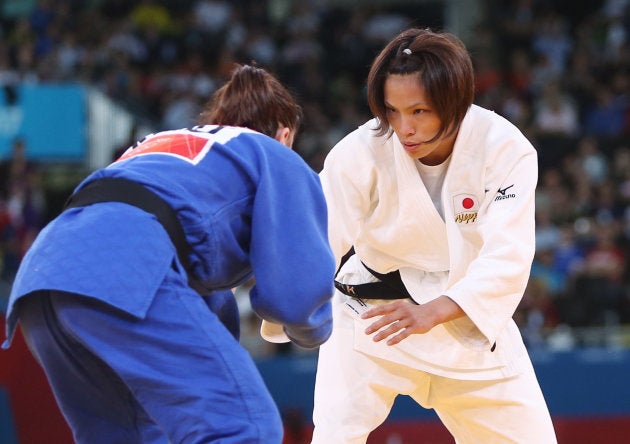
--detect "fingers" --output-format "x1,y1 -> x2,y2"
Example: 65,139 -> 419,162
361,300 -> 405,320
360,304 -> 388,320
362,302 -> 406,337
384,329 -> 411,346
360,300 -> 424,345
366,316 -> 400,336
368,319 -> 413,345
371,320 -> 406,342
363,307 -> 404,334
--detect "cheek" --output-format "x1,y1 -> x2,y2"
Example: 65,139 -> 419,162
421,115 -> 441,130
387,114 -> 404,133
418,117 -> 443,138
389,123 -> 406,141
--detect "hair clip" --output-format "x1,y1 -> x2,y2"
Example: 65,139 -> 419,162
403,48 -> 412,55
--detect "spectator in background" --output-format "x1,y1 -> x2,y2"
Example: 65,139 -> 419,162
0,137 -> 45,270
0,137 -> 45,314
584,84 -> 627,138
576,135 -> 609,185
532,81 -> 579,138
505,48 -> 533,96
563,47 -> 599,123
536,206 -> 562,252
553,223 -> 586,280
0,200 -> 20,306
591,179 -> 626,224
571,221 -> 627,326
531,10 -> 573,77
610,148 -> 630,297
517,276 -> 559,349
130,0 -> 173,35
494,0 -> 536,50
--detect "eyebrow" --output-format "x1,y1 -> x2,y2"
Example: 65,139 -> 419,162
384,100 -> 430,110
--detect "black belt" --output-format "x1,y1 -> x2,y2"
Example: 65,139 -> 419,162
334,247 -> 412,300
63,177 -> 210,295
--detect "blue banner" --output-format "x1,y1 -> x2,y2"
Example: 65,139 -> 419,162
0,84 -> 86,162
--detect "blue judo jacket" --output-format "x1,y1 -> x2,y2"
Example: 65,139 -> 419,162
3,125 -> 335,349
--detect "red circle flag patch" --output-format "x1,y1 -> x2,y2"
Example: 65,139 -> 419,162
452,193 -> 479,224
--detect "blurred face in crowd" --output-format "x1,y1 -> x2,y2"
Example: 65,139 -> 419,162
384,73 -> 457,165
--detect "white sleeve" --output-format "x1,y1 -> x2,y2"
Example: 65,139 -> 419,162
445,147 -> 538,347
319,129 -> 375,268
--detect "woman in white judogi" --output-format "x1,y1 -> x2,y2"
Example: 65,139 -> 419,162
310,28 -> 558,444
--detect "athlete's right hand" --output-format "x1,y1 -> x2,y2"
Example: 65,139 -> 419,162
361,296 -> 465,345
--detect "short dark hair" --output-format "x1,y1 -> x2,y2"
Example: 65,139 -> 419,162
367,28 -> 474,140
198,64 -> 302,138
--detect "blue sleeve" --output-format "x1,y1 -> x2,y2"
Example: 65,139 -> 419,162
202,290 -> 240,340
248,147 -> 335,349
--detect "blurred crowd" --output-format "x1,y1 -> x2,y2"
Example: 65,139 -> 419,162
0,0 -> 629,352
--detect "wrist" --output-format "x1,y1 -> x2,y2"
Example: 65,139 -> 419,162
427,295 -> 465,325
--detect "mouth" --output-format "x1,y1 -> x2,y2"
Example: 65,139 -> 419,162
402,141 -> 421,152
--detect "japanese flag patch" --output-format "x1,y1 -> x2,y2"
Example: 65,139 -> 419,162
453,193 -> 479,224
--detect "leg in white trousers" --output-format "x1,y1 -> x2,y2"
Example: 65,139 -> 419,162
311,310 -> 557,444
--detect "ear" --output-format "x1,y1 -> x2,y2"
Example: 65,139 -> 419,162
274,126 -> 293,147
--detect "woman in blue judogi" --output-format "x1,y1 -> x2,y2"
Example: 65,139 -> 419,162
3,65 -> 335,444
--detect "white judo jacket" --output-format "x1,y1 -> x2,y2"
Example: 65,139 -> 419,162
320,105 -> 538,380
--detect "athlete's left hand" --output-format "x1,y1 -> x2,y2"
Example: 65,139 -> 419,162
361,295 -> 465,345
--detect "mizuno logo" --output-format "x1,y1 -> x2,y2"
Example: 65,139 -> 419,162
495,184 -> 516,202
497,184 -> 514,195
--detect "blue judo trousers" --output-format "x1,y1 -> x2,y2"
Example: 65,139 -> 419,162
3,126 -> 336,443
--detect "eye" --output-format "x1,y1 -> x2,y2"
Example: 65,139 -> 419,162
413,108 -> 427,115
385,106 -> 397,114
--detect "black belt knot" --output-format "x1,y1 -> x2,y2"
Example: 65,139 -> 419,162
334,247 -> 411,300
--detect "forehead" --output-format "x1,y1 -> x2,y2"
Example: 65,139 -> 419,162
384,74 -> 428,107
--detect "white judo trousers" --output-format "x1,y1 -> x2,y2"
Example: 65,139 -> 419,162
311,293 -> 557,444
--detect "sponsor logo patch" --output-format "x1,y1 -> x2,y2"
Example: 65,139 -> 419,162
495,184 -> 516,201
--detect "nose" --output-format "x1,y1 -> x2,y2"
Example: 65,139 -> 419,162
400,116 -> 416,136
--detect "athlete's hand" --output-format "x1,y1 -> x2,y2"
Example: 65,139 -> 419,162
361,296 -> 465,345
260,320 -> 290,343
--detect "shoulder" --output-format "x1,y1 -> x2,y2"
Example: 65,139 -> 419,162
323,119 -> 392,169
189,125 -> 311,170
456,106 -> 536,167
